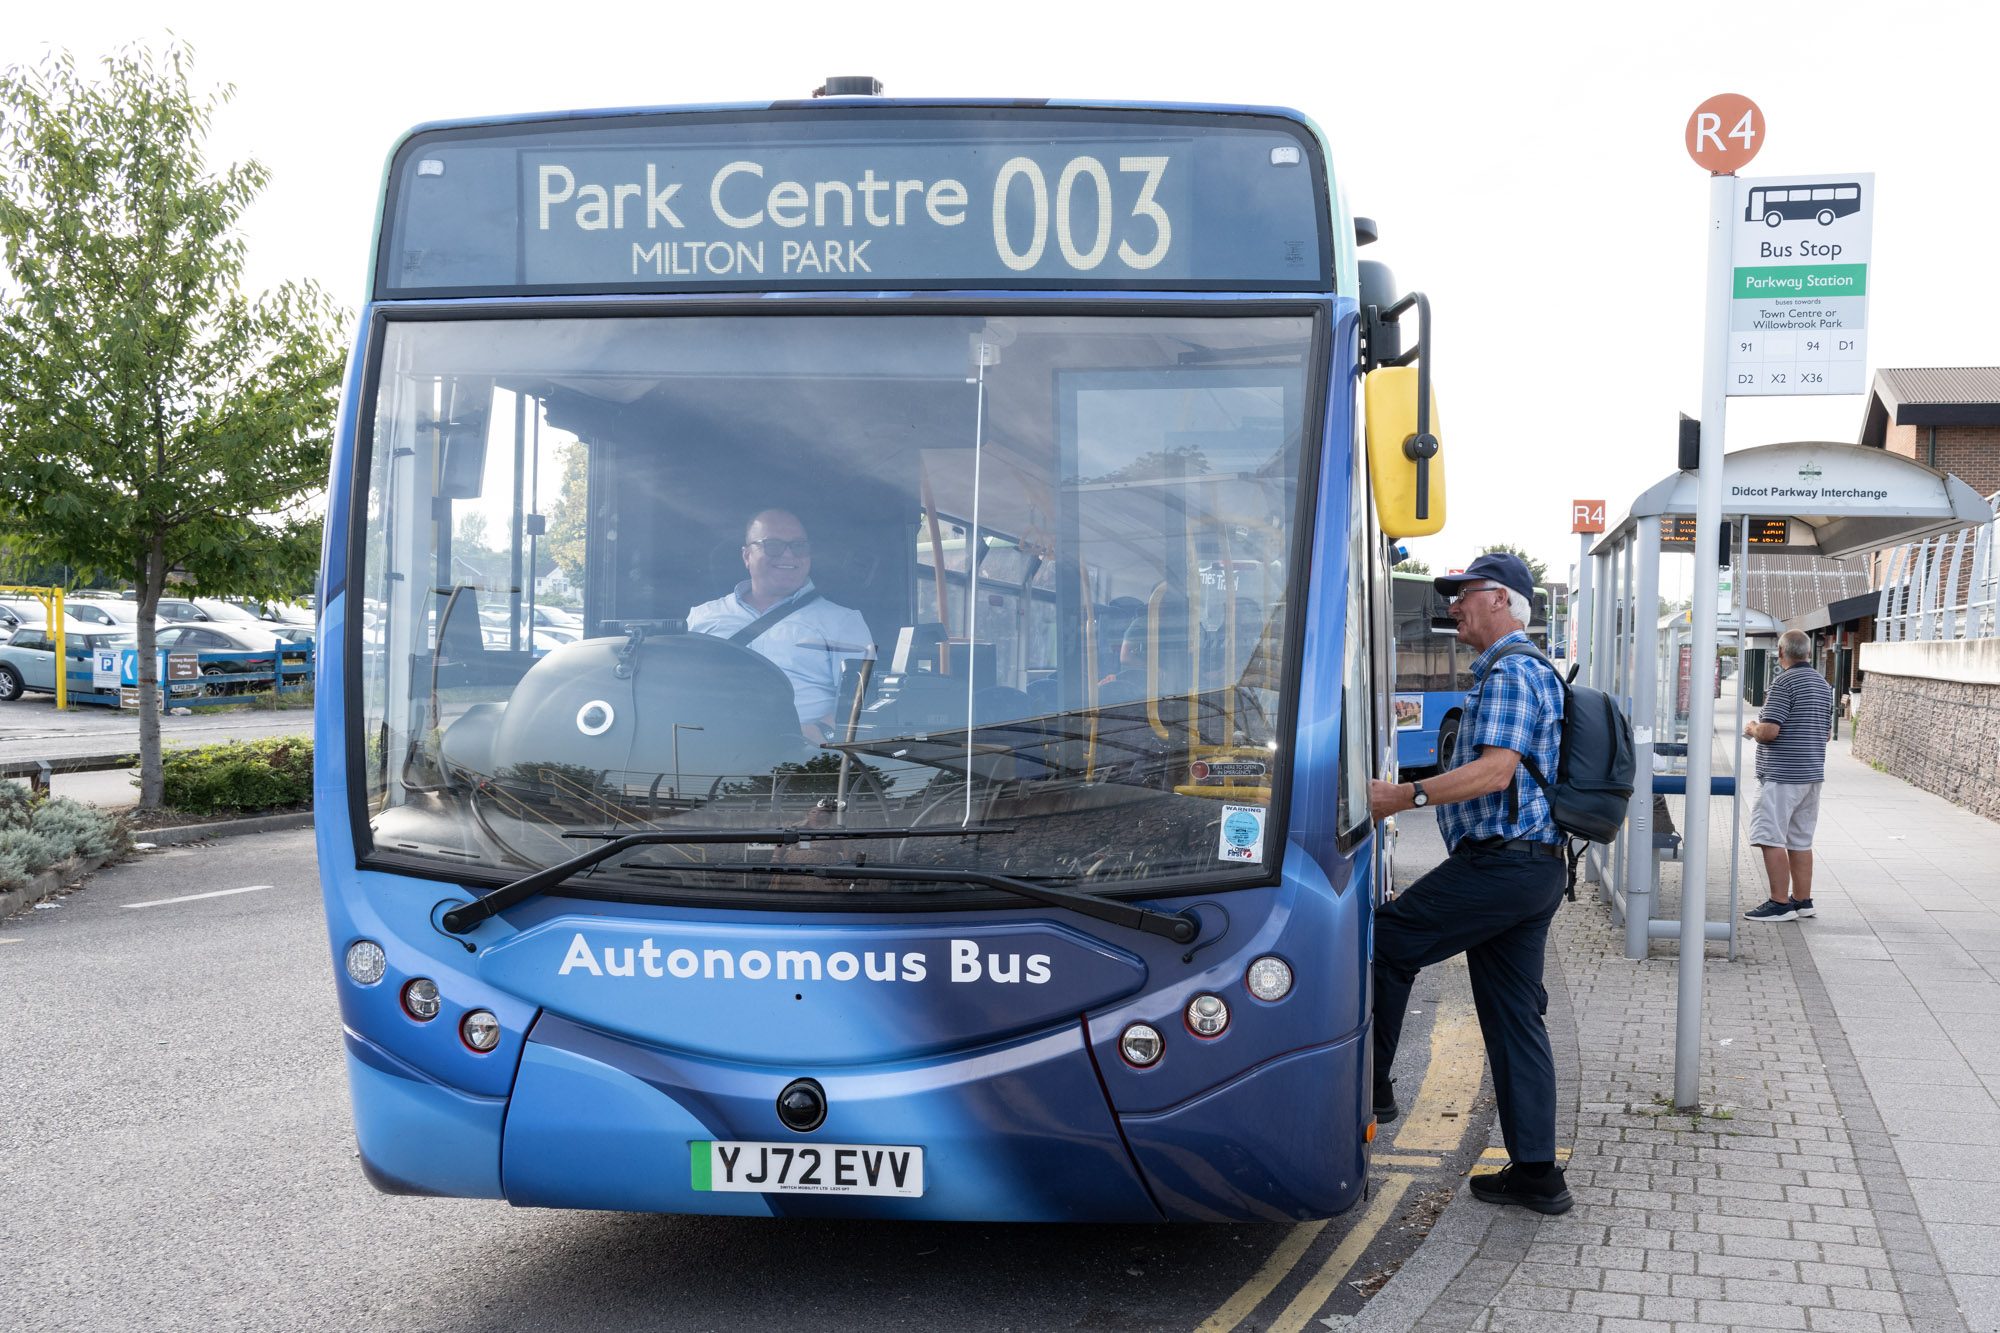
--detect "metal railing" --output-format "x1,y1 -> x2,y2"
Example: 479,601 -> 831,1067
1877,490 -> 2000,641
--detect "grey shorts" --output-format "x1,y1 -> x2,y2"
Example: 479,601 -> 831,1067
1750,779 -> 1821,851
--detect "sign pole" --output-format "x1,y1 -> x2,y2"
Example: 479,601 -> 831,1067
1674,169 -> 1737,1111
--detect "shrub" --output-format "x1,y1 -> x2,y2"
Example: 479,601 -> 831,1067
160,736 -> 314,815
0,784 -> 128,891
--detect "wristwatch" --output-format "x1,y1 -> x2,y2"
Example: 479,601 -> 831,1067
1409,781 -> 1430,808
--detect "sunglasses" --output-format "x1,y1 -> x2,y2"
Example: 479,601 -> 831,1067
746,538 -> 812,557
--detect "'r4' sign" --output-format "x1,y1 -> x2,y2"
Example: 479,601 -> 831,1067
1683,94 -> 1766,175
1572,500 -> 1605,534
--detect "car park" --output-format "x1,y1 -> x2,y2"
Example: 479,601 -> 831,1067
152,623 -> 283,696
0,627 -> 135,702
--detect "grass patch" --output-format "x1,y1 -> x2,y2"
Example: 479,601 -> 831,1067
1642,1093 -> 1734,1129
160,735 -> 313,815
204,683 -> 315,713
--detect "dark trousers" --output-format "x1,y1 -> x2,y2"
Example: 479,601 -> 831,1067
1373,843 -> 1567,1163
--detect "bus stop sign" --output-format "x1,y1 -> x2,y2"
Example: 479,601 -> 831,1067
1685,94 -> 1764,175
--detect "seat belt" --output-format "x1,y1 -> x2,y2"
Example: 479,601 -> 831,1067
727,590 -> 822,647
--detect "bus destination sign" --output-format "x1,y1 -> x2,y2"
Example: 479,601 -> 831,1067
382,112 -> 1330,295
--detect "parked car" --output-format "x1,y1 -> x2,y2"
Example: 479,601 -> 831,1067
152,624 -> 283,696
152,597 -> 208,624
479,625 -> 573,656
242,598 -> 315,626
0,598 -> 52,630
0,627 -> 135,702
153,598 -> 289,650
64,598 -> 148,631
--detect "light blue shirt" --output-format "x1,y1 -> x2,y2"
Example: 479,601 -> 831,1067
686,580 -> 875,726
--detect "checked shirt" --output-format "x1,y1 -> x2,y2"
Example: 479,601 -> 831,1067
1435,630 -> 1565,850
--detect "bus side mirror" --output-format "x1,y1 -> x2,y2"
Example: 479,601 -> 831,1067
1364,365 -> 1445,538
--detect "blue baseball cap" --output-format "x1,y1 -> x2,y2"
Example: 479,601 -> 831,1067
1434,552 -> 1535,602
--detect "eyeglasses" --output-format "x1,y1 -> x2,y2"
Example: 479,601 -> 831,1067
1447,583 -> 1506,605
746,538 -> 812,558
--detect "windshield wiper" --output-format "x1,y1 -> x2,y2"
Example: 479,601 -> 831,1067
439,825 -> 1014,934
737,860 -> 1199,944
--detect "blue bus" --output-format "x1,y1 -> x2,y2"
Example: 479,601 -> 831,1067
1391,574 -> 1546,771
317,86 -> 1445,1223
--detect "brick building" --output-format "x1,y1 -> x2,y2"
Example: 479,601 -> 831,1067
1858,366 -> 2000,496
1850,367 -> 2000,822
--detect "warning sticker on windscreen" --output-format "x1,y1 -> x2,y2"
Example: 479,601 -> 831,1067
1217,804 -> 1267,864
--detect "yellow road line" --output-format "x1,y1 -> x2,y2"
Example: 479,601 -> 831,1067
0,938 -> 20,945
1392,999 -> 1486,1152
1193,1218 -> 1328,1333
1266,1173 -> 1416,1333
1371,1152 -> 1442,1167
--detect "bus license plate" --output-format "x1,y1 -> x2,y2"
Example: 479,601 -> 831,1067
691,1140 -> 924,1197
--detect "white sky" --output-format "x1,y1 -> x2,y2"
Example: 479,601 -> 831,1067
9,0 -> 1996,587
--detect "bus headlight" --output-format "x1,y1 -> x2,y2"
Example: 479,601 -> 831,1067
1245,955 -> 1294,1002
1185,993 -> 1230,1037
402,978 -> 441,1021
345,940 -> 386,985
461,1010 -> 501,1052
1120,1023 -> 1164,1067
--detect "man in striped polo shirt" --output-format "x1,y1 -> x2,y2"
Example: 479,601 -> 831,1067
1742,630 -> 1836,923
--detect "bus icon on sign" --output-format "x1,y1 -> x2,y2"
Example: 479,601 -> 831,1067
1744,183 -> 1862,228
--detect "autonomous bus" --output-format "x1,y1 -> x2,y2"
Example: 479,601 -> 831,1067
316,82 -> 1448,1222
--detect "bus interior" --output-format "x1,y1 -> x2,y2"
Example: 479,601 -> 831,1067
359,313 -> 1320,890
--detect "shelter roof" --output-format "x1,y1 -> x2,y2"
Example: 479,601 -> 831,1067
1593,441 -> 1992,560
1743,554 -> 1871,624
1785,590 -> 1881,634
1859,367 -> 2000,448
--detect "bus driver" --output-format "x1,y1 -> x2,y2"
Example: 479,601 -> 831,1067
687,508 -> 874,742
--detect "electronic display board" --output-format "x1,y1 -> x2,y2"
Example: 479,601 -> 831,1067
1658,517 -> 1789,546
380,109 -> 1331,297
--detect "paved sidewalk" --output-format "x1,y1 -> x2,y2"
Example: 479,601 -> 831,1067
1359,732 -> 1994,1333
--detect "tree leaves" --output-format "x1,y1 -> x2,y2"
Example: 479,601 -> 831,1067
0,42 -> 348,804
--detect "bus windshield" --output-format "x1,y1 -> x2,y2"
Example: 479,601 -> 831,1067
357,311 -> 1319,900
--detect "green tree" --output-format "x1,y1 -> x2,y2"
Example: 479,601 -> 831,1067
542,440 -> 590,588
1477,542 -> 1549,586
455,511 -> 492,555
0,45 -> 345,805
1392,557 -> 1431,575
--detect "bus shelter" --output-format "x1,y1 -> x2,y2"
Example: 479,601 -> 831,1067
1581,442 -> 1992,961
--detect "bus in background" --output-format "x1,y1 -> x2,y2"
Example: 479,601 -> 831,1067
317,85 -> 1446,1224
1392,574 -> 1546,771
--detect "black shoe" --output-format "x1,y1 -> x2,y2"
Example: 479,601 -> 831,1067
1373,1079 -> 1399,1125
1792,898 -> 1816,918
1469,1163 -> 1573,1215
1743,899 -> 1798,922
